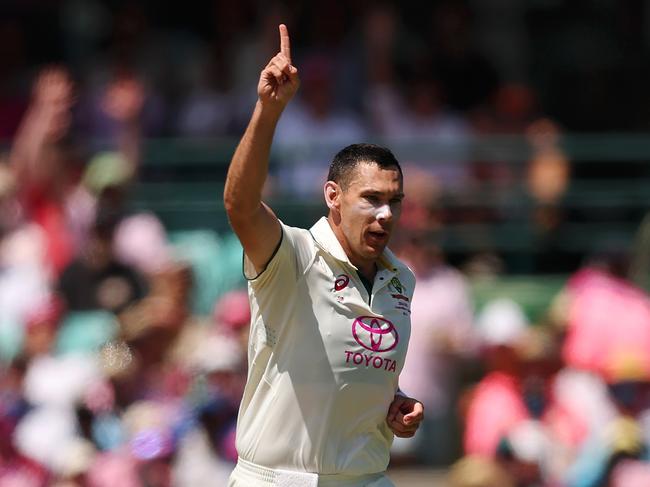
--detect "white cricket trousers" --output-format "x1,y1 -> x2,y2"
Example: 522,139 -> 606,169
228,458 -> 396,487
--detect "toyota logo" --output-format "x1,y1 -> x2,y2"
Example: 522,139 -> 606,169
352,316 -> 399,352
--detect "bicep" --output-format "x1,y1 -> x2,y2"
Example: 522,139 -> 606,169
228,202 -> 282,275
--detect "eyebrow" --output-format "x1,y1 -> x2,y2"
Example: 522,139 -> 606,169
360,189 -> 405,199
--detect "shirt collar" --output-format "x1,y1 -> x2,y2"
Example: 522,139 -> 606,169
310,217 -> 352,265
309,216 -> 405,274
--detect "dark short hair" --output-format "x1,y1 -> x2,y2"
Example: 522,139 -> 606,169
327,143 -> 402,190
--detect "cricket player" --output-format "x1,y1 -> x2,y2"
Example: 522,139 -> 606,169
224,24 -> 424,487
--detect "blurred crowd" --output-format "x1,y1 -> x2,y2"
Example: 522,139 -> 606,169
392,225 -> 650,487
1,0 -> 583,278
0,1 -> 571,197
0,64 -> 249,485
2,0 -> 593,276
1,1 -> 649,487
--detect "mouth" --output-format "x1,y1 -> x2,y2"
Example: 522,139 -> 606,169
366,229 -> 389,246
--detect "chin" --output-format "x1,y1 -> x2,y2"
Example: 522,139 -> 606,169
364,245 -> 385,259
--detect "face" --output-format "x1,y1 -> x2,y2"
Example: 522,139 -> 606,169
326,162 -> 404,267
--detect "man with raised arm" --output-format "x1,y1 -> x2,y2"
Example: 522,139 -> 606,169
224,25 -> 424,487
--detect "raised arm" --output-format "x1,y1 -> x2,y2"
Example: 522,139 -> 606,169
9,67 -> 74,187
224,24 -> 299,274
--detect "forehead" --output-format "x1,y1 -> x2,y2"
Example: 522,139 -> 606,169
346,161 -> 403,192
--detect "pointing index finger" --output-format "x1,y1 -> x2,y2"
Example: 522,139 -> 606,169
279,24 -> 291,64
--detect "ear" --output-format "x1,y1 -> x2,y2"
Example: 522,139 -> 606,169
324,181 -> 340,211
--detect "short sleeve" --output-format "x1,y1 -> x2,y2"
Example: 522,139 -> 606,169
243,222 -> 315,288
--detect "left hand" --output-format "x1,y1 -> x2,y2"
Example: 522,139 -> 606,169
386,394 -> 424,438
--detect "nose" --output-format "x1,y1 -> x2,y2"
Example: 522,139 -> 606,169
376,204 -> 392,223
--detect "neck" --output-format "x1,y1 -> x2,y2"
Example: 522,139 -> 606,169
357,261 -> 378,282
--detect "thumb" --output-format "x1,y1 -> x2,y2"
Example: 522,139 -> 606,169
403,402 -> 424,423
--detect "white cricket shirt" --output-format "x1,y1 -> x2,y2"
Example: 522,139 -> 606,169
236,217 -> 415,475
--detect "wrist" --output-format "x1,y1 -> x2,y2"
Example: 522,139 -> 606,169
254,100 -> 286,127
256,98 -> 287,117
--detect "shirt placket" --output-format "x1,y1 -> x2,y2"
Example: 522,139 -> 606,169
370,267 -> 398,310
345,265 -> 371,306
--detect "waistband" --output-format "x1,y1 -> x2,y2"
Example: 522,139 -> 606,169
233,458 -> 386,487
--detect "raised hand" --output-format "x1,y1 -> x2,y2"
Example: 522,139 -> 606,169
31,66 -> 74,141
32,66 -> 74,109
257,24 -> 300,109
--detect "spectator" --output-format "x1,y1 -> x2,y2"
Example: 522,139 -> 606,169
393,231 -> 477,466
58,213 -> 146,314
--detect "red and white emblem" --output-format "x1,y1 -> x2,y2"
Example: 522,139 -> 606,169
334,274 -> 350,291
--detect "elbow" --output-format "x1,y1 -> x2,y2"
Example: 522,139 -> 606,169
223,179 -> 240,214
223,190 -> 256,223
223,189 -> 237,216
223,194 -> 243,222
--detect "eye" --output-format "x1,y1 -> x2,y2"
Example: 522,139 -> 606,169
365,195 -> 379,204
